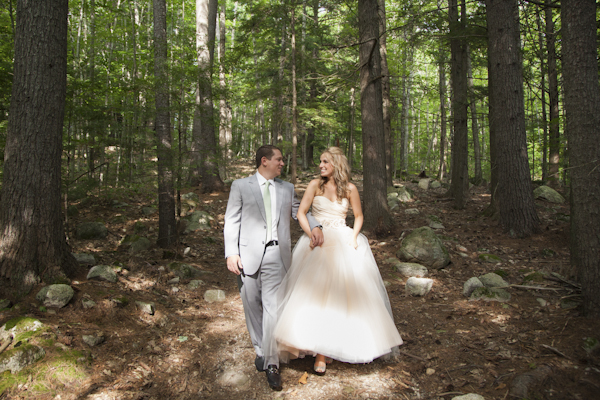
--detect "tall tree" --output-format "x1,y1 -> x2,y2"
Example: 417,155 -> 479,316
218,0 -> 233,178
437,41 -> 448,181
449,0 -> 469,209
0,0 -> 77,295
486,0 -> 540,237
190,0 -> 224,192
466,44 -> 482,185
291,6 -> 298,183
153,0 -> 177,248
378,0 -> 393,186
561,0 -> 600,316
545,1 -> 560,188
358,0 -> 392,231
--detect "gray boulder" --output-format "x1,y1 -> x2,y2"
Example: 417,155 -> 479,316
533,185 -> 565,204
184,211 -> 213,233
75,222 -> 108,240
463,277 -> 484,297
0,344 -> 45,373
451,394 -> 485,400
82,297 -> 96,309
130,237 -> 152,253
0,317 -> 46,344
204,289 -> 226,303
405,208 -> 420,215
397,226 -> 450,269
82,332 -> 105,347
187,280 -> 205,289
470,287 -> 511,302
168,262 -> 210,279
35,284 -> 74,308
430,181 -> 441,189
87,265 -> 118,283
135,301 -> 155,315
405,277 -> 434,296
418,178 -> 431,190
73,253 -> 96,266
479,272 -> 509,288
120,235 -> 152,253
181,192 -> 200,202
394,262 -> 428,278
478,253 -> 502,263
387,192 -> 400,210
397,187 -> 412,202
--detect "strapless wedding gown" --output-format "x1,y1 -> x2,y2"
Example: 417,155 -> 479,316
273,196 -> 403,364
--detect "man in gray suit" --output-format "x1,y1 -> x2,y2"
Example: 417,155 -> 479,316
224,145 -> 323,390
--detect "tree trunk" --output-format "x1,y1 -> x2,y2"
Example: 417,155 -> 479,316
536,6 -> 548,182
561,0 -> 600,317
0,0 -> 77,295
348,87 -> 356,172
467,43 -> 482,185
191,0 -> 223,192
438,41 -> 448,181
546,1 -> 560,188
449,0 -> 469,209
486,0 -> 540,237
291,7 -> 298,183
153,0 -> 177,248
378,0 -> 393,186
358,0 -> 392,232
399,62 -> 412,178
218,0 -> 233,178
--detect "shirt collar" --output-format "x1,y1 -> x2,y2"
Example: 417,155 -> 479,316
256,171 -> 274,186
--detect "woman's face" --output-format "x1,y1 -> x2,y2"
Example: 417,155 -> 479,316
319,154 -> 334,178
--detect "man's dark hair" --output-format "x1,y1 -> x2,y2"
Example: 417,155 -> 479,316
255,145 -> 282,168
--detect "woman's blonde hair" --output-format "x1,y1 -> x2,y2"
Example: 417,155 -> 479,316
318,147 -> 351,201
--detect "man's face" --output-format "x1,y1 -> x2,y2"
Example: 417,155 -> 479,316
262,149 -> 284,179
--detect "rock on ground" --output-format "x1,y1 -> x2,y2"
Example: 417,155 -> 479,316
36,284 -> 74,308
397,226 -> 450,269
405,277 -> 434,296
87,265 -> 118,283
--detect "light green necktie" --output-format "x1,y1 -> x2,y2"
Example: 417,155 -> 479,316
263,181 -> 272,242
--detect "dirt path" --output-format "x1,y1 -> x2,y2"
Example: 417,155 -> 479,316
1,169 -> 599,400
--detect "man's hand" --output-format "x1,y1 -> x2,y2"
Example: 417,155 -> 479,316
310,227 -> 324,248
226,255 -> 243,275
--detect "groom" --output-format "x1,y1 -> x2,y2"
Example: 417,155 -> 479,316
223,145 -> 323,390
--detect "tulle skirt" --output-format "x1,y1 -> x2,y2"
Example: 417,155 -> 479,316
273,225 -> 403,364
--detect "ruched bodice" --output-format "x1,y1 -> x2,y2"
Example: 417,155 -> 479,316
311,196 -> 348,228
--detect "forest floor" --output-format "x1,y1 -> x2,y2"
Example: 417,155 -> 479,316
1,158 -> 600,400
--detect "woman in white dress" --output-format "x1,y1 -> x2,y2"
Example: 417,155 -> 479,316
273,147 -> 402,375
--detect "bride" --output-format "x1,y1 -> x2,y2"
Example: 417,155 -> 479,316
273,147 -> 403,375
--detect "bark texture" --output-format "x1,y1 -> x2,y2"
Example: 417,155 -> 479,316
191,0 -> 224,192
449,0 -> 469,209
486,0 -> 540,236
561,0 -> 600,316
0,0 -> 77,294
358,0 -> 392,231
153,0 -> 177,248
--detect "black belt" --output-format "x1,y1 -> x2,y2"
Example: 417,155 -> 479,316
266,240 -> 279,247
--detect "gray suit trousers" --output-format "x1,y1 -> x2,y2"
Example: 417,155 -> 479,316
238,244 -> 285,369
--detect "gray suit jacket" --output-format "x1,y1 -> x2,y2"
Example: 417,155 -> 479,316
224,173 -> 318,275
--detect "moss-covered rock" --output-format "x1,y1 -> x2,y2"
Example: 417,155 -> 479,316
396,226 -> 450,269
469,287 -> 511,302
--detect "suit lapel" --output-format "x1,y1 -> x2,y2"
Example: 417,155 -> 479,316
274,178 -> 284,226
249,174 -> 267,223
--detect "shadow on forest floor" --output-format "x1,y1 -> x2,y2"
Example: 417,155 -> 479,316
1,158 -> 599,400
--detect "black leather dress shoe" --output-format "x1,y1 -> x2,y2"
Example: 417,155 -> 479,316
265,364 -> 282,391
255,355 -> 265,372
